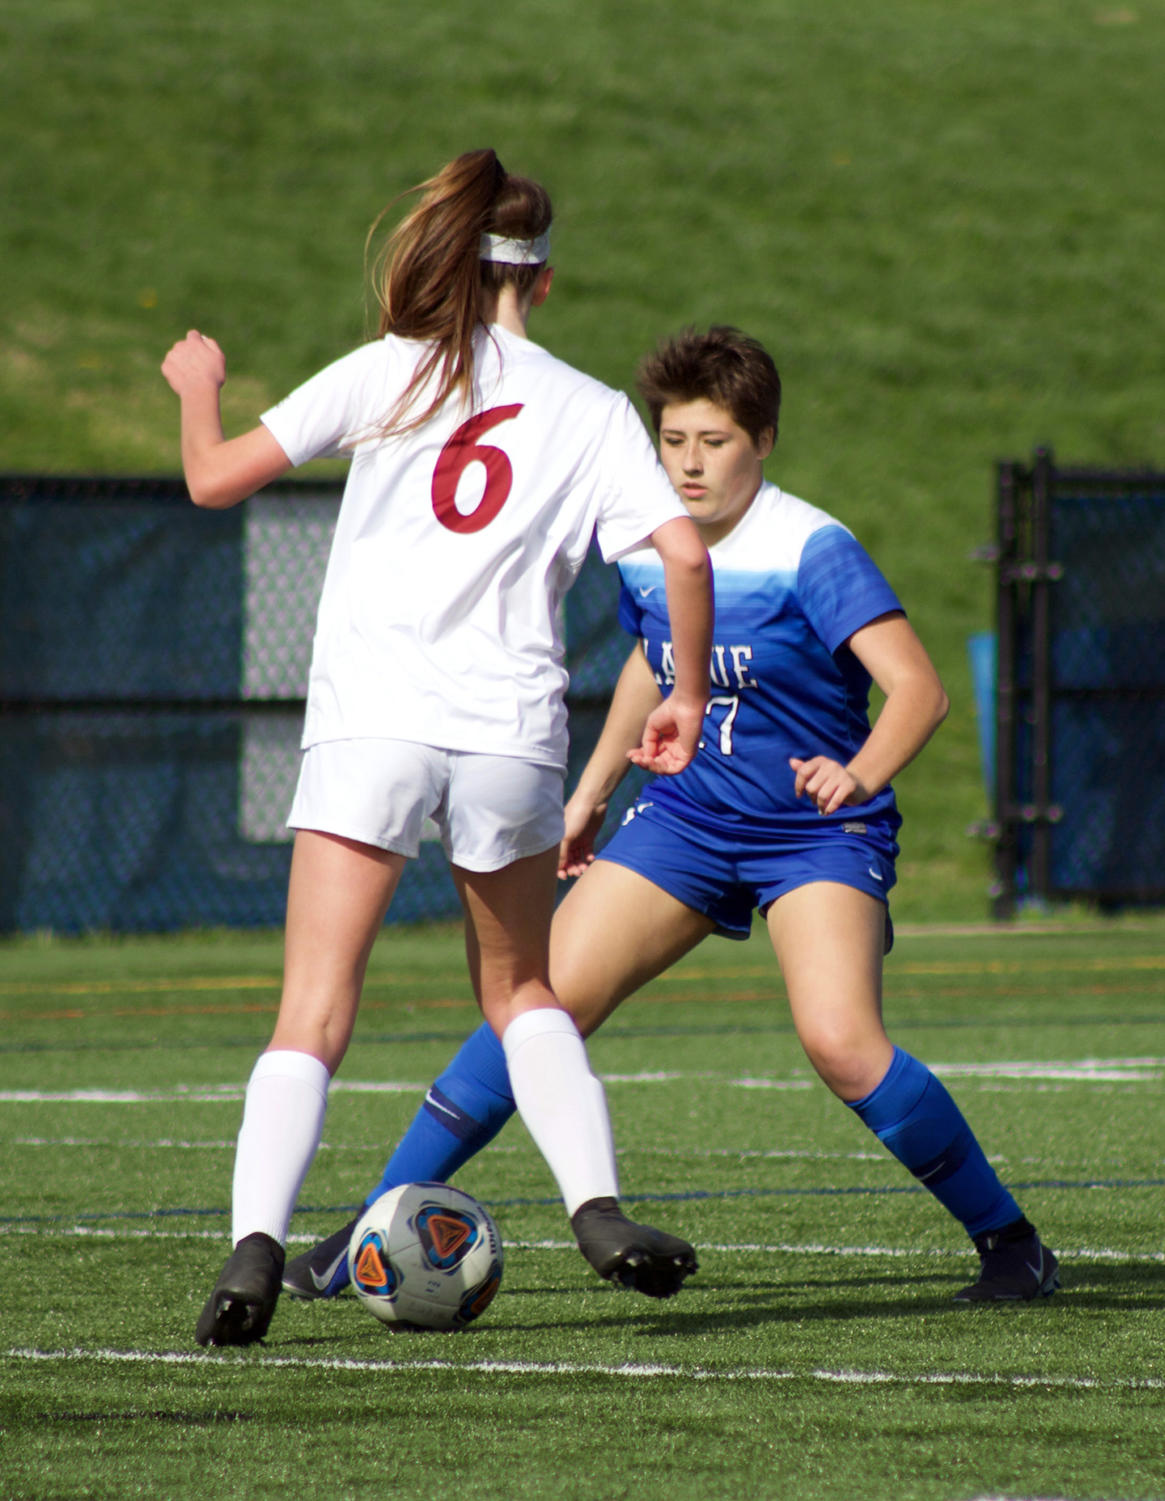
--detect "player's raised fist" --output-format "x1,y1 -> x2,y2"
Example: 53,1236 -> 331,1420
161,329 -> 227,397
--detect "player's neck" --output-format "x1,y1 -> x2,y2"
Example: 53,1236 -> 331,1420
482,288 -> 532,340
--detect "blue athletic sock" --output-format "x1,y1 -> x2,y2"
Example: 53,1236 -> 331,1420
363,1022 -> 516,1209
846,1047 -> 1022,1239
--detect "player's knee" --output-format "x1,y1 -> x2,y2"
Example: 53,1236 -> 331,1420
269,1006 -> 353,1075
800,1028 -> 892,1102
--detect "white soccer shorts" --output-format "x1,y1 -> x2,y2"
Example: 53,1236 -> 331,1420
287,738 -> 565,873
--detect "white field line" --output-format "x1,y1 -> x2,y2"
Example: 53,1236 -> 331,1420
1,1057 -> 1162,1105
0,1081 -> 427,1104
0,1134 -> 1139,1178
6,1345 -> 1163,1392
933,1059 -> 1164,1082
504,1239 -> 1165,1266
2,1222 -> 1162,1265
7,1137 -> 889,1162
12,1136 -> 241,1149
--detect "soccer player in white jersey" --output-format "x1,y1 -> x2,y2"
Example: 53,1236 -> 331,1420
161,150 -> 714,1347
285,326 -> 1059,1307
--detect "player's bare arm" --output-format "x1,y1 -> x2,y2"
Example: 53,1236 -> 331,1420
162,330 -> 291,509
632,515 -> 712,774
558,648 -> 663,877
790,611 -> 949,815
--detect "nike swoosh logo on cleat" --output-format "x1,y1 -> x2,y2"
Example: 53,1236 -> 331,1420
310,1249 -> 349,1291
1024,1251 -> 1044,1283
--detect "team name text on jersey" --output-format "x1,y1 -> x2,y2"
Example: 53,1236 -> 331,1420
649,640 -> 757,692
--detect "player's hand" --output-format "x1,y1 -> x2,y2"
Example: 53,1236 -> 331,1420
557,797 -> 608,879
161,330 -> 227,398
789,755 -> 868,815
629,695 -> 705,776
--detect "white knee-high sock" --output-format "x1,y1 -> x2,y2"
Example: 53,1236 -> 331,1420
231,1049 -> 330,1247
501,1009 -> 618,1217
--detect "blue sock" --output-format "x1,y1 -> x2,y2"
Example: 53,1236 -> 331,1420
363,1022 -> 516,1209
847,1047 -> 1022,1239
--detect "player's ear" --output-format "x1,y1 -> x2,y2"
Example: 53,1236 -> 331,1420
755,426 -> 776,461
531,266 -> 554,306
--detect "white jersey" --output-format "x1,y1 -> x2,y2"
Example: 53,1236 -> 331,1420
262,324 -> 687,768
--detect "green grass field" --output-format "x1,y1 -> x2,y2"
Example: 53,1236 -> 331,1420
2,920 -> 1163,1499
3,0 -> 1165,918
3,9 -> 1163,1490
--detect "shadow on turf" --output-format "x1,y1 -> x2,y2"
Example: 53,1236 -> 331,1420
546,1268 -> 1165,1336
247,1259 -> 1165,1348
1038,1259 -> 1165,1309
12,1409 -> 255,1428
269,1271 -> 959,1343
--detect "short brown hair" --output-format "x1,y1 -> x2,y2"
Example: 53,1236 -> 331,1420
636,326 -> 781,447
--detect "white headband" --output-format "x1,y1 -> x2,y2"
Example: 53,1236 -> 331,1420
479,232 -> 550,265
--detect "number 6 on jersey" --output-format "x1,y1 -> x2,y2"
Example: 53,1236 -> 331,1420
431,404 -> 524,533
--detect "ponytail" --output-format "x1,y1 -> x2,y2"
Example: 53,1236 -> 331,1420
367,149 -> 553,436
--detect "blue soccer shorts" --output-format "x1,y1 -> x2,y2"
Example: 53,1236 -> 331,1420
596,796 -> 898,949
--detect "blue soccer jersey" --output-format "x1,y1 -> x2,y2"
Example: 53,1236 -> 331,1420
617,482 -> 904,840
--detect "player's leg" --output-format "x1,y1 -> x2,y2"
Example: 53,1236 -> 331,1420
282,1015 -> 516,1301
767,881 -> 1058,1301
283,856 -> 714,1298
197,827 -> 406,1346
453,849 -> 699,1297
368,857 -> 711,1198
552,856 -> 717,1032
766,880 -> 894,1098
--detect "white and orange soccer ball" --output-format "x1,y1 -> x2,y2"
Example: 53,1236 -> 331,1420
347,1182 -> 503,1331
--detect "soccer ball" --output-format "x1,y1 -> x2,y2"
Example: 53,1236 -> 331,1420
348,1182 -> 503,1331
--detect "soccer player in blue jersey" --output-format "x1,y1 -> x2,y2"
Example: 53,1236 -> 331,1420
284,326 -> 1058,1306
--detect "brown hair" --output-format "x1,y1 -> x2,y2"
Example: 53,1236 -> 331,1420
636,326 -> 781,447
368,149 -> 552,435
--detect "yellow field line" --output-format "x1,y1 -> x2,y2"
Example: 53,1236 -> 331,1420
657,955 -> 1165,980
0,973 -> 446,998
889,955 -> 1165,976
0,976 -> 279,997
0,953 -> 1161,1001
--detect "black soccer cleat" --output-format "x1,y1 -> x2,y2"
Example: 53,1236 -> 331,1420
195,1232 -> 286,1346
281,1216 -> 361,1301
953,1218 -> 1061,1303
571,1197 -> 698,1299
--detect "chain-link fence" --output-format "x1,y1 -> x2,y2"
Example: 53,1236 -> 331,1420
988,449 -> 1165,914
0,475 -> 644,933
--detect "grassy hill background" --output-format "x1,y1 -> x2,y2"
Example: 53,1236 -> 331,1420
2,0 -> 1162,921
